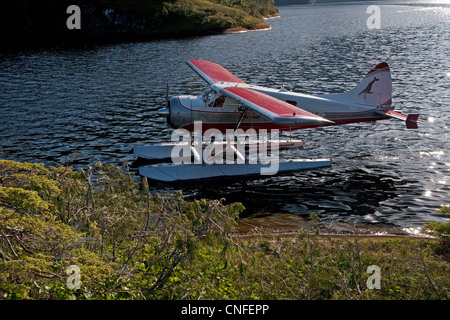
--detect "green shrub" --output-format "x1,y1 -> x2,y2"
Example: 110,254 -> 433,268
0,160 -> 448,300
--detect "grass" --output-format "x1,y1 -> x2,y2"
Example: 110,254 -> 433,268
226,230 -> 448,299
0,160 -> 448,300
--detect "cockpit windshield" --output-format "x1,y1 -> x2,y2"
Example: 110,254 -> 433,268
201,87 -> 216,102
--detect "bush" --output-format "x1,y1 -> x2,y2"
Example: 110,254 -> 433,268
0,160 -> 448,300
0,160 -> 243,299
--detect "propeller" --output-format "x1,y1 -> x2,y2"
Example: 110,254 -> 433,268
157,82 -> 170,114
157,82 -> 170,124
165,81 -> 169,107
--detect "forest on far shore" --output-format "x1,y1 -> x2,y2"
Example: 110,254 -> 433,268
0,0 -> 279,47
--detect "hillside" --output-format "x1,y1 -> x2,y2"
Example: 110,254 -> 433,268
0,0 -> 279,48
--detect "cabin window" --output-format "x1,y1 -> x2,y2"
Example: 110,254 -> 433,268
213,96 -> 225,108
208,95 -> 225,108
286,100 -> 297,106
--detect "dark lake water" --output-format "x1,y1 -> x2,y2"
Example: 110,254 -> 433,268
1,1 -> 449,229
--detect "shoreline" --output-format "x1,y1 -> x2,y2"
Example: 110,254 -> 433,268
2,18 -> 275,51
234,212 -> 435,240
223,12 -> 280,33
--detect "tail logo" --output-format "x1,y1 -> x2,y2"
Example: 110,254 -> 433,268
359,77 -> 379,98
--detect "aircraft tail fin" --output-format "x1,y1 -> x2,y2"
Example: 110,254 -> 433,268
326,62 -> 393,108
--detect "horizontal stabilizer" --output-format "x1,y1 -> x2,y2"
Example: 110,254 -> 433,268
376,109 -> 420,129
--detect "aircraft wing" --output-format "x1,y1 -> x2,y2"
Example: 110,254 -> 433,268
187,60 -> 246,85
188,59 -> 332,126
221,86 -> 334,126
375,109 -> 420,129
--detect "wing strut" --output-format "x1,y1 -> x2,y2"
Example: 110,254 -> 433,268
234,107 -> 248,131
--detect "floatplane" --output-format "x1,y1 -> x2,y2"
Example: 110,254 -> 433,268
134,60 -> 420,182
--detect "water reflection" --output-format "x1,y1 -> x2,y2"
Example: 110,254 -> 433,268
147,167 -> 421,225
